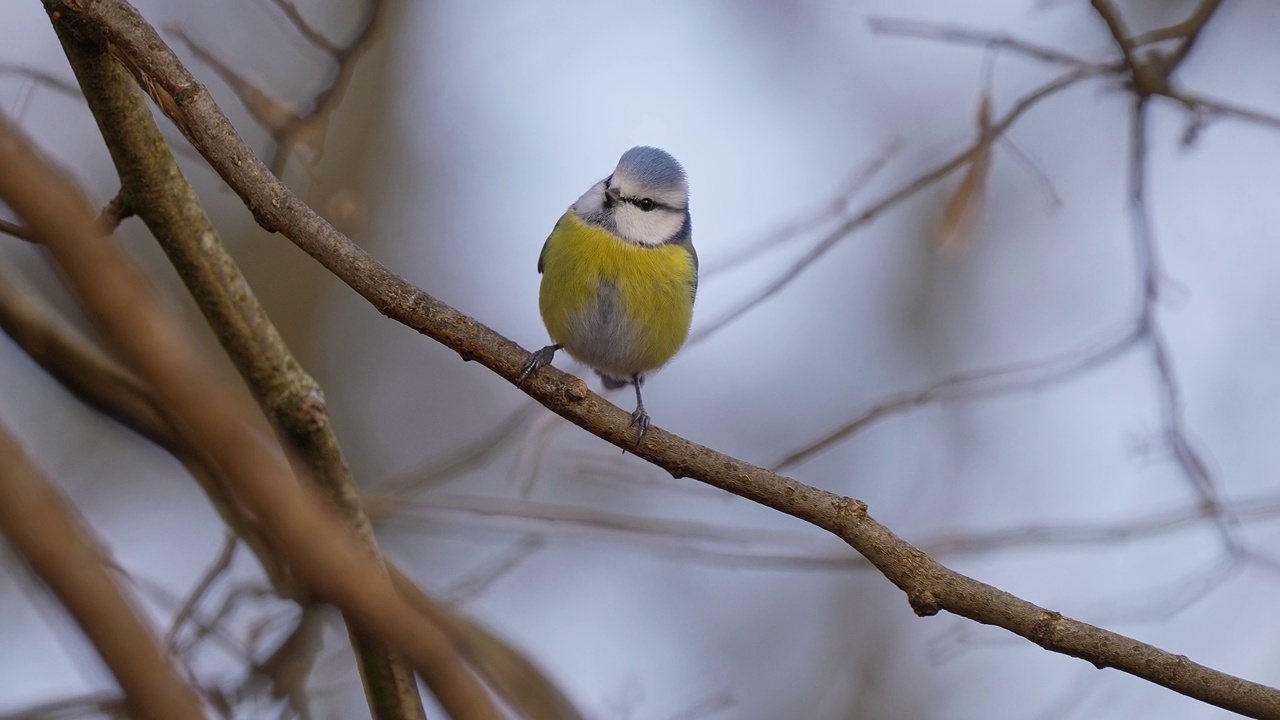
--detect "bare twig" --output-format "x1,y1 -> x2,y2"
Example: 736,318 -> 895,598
263,0 -> 382,174
250,605 -> 328,719
689,67 -> 1093,345
370,404 -> 538,500
172,0 -> 384,174
783,6 -> 1243,554
266,0 -> 343,55
1090,0 -> 1176,96
1163,88 -> 1280,134
379,493 -> 853,571
869,16 -> 1114,72
1134,0 -> 1226,71
165,532 -> 239,651
442,536 -> 544,605
699,138 -> 902,278
777,322 -> 1140,469
1120,94 -> 1237,551
384,486 -> 1280,573
0,62 -> 82,97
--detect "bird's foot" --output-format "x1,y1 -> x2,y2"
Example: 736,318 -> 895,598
629,406 -> 651,443
518,344 -> 560,386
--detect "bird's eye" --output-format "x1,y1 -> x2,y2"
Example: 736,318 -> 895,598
637,198 -> 655,212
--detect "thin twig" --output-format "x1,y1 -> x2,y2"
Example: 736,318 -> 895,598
165,532 -> 239,651
689,68 -> 1093,345
1120,94 -> 1238,549
776,322 -> 1142,469
1138,0 -> 1226,71
266,0 -> 342,54
700,138 -> 902,278
174,0 -> 384,174
442,536 -> 544,604
869,16 -> 1114,72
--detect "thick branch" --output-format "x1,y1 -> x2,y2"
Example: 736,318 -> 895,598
0,264 -> 291,594
0,250 -> 583,720
0,108 -> 499,720
49,17 -> 426,720
45,1 -> 1280,717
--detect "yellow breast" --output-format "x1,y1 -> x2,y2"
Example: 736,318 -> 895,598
538,210 -> 696,379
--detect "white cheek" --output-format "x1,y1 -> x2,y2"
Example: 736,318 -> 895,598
615,207 -> 684,246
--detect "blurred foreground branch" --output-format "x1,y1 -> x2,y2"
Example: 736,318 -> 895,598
0,423 -> 205,720
50,16 -> 427,719
0,260 -> 581,719
0,107 -> 500,719
37,0 -> 1280,717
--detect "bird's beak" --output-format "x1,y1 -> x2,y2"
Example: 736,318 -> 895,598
604,187 -> 622,204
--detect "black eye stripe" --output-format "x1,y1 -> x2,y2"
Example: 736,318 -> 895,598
622,196 -> 669,212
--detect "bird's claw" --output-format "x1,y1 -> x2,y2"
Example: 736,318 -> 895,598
518,345 -> 559,386
629,407 -> 651,442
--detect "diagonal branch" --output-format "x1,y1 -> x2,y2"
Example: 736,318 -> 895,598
689,66 -> 1092,344
47,1 -> 1280,717
0,422 -> 207,720
48,18 -> 428,719
868,16 -> 1114,71
0,106 -> 500,720
1133,0 -> 1226,71
775,322 -> 1143,470
0,264 -> 291,591
0,254 -> 583,720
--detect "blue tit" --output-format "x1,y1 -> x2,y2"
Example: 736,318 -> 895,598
519,146 -> 697,439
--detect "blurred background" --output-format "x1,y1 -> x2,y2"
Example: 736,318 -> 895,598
3,0 -> 1280,718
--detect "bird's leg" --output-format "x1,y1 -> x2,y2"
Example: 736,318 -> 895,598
517,344 -> 561,386
629,374 -> 650,440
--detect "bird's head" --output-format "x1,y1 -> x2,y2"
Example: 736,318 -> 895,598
574,146 -> 689,247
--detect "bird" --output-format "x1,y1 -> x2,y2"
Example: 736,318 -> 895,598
518,146 -> 697,440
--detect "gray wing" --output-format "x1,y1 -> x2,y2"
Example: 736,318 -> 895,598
537,215 -> 566,274
668,209 -> 697,301
685,241 -> 699,301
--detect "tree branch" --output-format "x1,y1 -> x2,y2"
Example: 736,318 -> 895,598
42,0 -> 1280,717
0,252 -> 584,720
0,107 -> 500,720
0,264 -> 291,592
0,422 -> 207,720
689,66 -> 1092,345
48,17 -> 428,720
